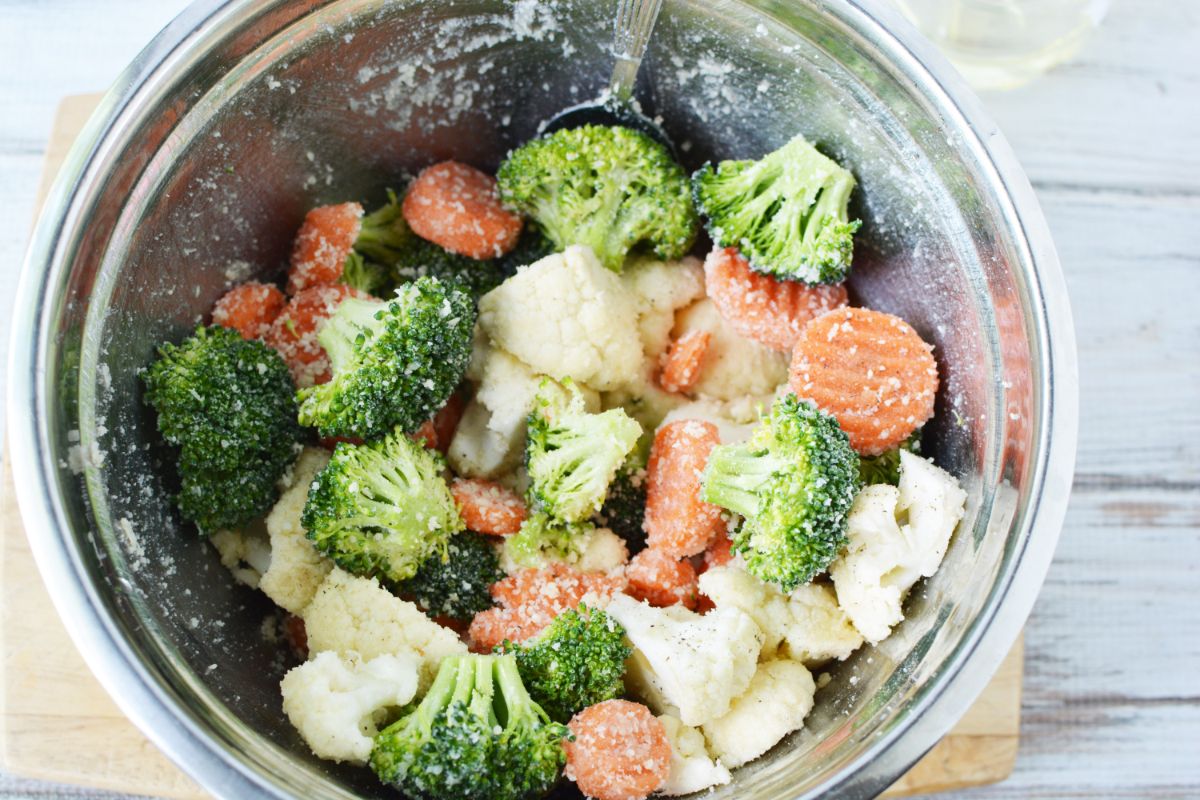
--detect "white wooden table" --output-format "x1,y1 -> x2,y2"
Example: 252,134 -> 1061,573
0,0 -> 1197,798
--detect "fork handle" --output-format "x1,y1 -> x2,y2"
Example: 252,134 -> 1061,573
608,0 -> 666,102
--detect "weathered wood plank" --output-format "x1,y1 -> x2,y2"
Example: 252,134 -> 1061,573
983,0 -> 1200,195
1037,190 -> 1200,484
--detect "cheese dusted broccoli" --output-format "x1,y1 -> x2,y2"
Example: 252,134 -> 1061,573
497,125 -> 698,272
693,133 -> 860,285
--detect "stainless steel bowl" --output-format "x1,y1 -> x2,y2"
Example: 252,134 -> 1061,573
8,1 -> 1077,797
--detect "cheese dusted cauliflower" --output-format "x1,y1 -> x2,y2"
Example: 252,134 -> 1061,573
698,565 -> 862,666
302,568 -> 466,687
606,594 -> 763,727
701,658 -> 815,768
830,451 -> 967,643
260,447 -> 333,613
450,345 -> 602,479
673,298 -> 788,400
657,714 -> 731,796
478,245 -> 643,391
210,522 -> 271,588
621,255 -> 706,361
281,650 -> 420,764
500,525 -> 629,576
660,398 -> 759,445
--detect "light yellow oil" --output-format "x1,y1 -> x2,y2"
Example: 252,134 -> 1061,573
888,0 -> 1110,90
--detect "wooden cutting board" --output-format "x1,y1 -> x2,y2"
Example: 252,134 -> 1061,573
0,94 -> 1022,799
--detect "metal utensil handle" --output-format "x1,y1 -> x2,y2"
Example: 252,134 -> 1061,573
609,0 -> 665,102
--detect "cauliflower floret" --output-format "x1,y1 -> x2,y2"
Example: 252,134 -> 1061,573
673,298 -> 788,400
478,245 -> 643,390
260,447 -> 333,613
701,658 -> 815,768
621,255 -> 706,361
657,714 -> 731,796
606,594 -> 763,727
280,650 -> 419,764
447,399 -> 524,479
830,452 -> 967,643
210,521 -> 271,589
500,526 -> 629,576
451,349 -> 601,479
698,566 -> 863,666
302,569 -> 466,687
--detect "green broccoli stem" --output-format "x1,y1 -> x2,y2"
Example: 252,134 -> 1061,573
463,656 -> 498,726
701,444 -> 786,519
494,654 -> 550,730
354,191 -> 410,265
412,654 -> 461,732
315,296 -> 383,373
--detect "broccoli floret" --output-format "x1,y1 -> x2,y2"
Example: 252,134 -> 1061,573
525,380 -> 642,523
370,654 -> 568,800
497,125 -> 698,272
594,453 -> 648,554
143,326 -> 302,533
503,512 -> 595,569
501,606 -> 630,723
401,531 -> 504,621
693,133 -> 861,285
338,192 -> 407,295
301,428 -> 464,583
859,429 -> 923,486
392,236 -> 507,300
702,394 -> 860,591
296,277 -> 475,440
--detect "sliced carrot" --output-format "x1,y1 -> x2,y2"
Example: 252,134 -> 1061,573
451,478 -> 527,536
287,202 -> 363,294
701,529 -> 735,573
211,281 -> 287,340
624,548 -> 699,610
643,420 -> 726,559
409,420 -> 439,450
657,329 -> 711,394
705,246 -> 848,352
565,700 -> 671,800
264,283 -> 364,388
468,563 -> 624,652
402,161 -> 522,259
789,306 -> 938,455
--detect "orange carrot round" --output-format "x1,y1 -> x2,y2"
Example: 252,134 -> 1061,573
657,329 -> 711,394
211,281 -> 286,340
705,246 -> 848,352
643,420 -> 726,558
624,548 -> 699,610
287,202 -> 363,294
264,284 -> 364,387
565,700 -> 671,800
468,564 -> 624,652
789,306 -> 938,455
402,161 -> 522,259
451,478 -> 527,536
